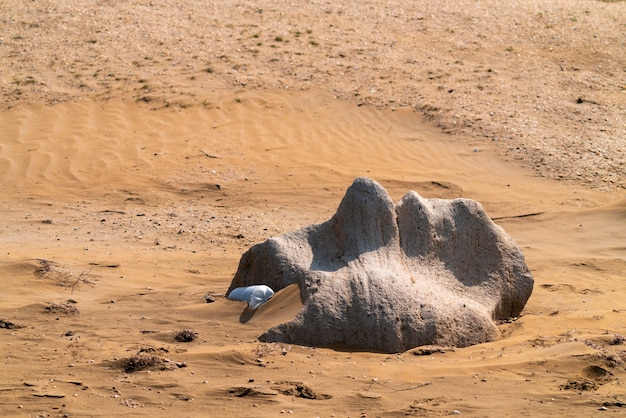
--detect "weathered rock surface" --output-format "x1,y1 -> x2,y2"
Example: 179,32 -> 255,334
228,177 -> 534,353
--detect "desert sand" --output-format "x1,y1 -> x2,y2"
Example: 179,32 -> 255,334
1,0 -> 625,417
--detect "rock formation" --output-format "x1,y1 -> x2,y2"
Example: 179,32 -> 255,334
227,177 -> 534,353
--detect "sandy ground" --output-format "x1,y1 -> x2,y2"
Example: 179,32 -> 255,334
1,1 -> 625,417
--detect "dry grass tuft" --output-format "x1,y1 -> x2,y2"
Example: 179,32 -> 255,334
596,351 -> 626,369
174,328 -> 198,342
35,259 -> 98,293
560,378 -> 599,391
43,301 -> 80,315
124,353 -> 167,373
123,347 -> 187,373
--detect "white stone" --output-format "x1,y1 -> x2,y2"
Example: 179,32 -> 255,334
227,285 -> 274,309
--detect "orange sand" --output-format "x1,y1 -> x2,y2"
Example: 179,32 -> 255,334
1,0 -> 625,416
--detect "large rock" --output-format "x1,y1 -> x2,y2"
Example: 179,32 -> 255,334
228,177 -> 534,353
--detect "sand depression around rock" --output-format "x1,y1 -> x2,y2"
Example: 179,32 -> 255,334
228,177 -> 534,352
